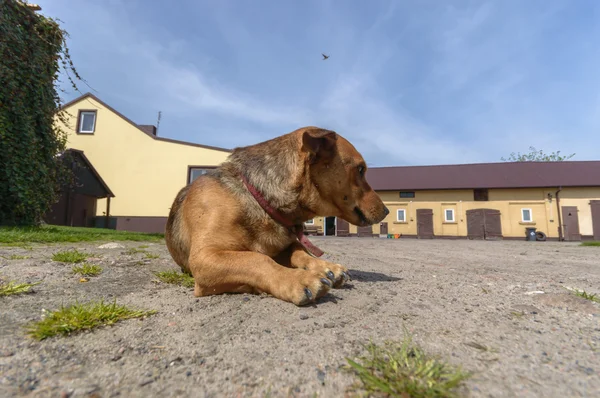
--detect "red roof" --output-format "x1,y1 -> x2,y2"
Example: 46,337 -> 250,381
366,161 -> 600,191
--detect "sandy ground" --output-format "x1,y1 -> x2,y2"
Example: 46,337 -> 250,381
0,237 -> 599,398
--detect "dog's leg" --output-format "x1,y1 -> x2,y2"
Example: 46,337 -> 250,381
189,249 -> 332,306
287,242 -> 349,288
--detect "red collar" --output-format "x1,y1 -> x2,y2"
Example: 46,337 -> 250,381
240,174 -> 324,257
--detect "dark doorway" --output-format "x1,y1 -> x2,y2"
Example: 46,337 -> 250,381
325,217 -> 336,236
562,206 -> 581,241
591,200 -> 600,240
379,222 -> 388,236
416,209 -> 434,238
466,209 -> 503,240
336,218 -> 350,237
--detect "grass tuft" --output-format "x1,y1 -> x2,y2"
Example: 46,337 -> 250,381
345,335 -> 471,398
5,254 -> 30,260
580,241 -> 600,247
0,225 -> 164,245
0,281 -> 40,297
155,270 -> 195,288
71,263 -> 103,277
564,286 -> 600,303
144,253 -> 159,259
125,247 -> 146,255
52,249 -> 88,263
25,300 -> 156,340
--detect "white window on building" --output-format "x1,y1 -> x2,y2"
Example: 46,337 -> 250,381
305,219 -> 314,225
189,167 -> 213,184
78,111 -> 96,133
444,209 -> 455,222
397,209 -> 406,222
521,208 -> 533,222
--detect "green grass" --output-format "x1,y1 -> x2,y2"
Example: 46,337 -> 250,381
4,254 -> 30,260
154,270 -> 195,288
25,300 -> 157,341
564,286 -> 600,303
71,263 -> 103,277
0,225 -> 164,245
144,253 -> 159,259
52,249 -> 88,263
580,241 -> 600,247
345,336 -> 471,398
0,281 -> 40,297
125,247 -> 146,255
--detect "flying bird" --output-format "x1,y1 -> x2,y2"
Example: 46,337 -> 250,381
322,53 -> 330,60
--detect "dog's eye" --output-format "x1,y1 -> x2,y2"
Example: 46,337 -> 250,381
358,166 -> 365,177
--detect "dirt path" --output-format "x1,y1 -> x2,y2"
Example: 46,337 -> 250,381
1,238 -> 599,397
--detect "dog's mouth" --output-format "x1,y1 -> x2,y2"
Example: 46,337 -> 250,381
354,206 -> 370,226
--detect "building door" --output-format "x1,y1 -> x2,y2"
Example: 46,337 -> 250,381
483,209 -> 502,239
467,209 -> 502,240
357,225 -> 373,237
379,222 -> 388,236
562,206 -> 581,241
466,209 -> 484,239
591,201 -> 600,240
416,209 -> 434,238
325,217 -> 336,236
336,218 -> 350,237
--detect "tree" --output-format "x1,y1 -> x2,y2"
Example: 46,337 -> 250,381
0,0 -> 83,225
501,146 -> 575,162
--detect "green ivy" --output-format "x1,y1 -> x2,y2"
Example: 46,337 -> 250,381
0,0 -> 81,225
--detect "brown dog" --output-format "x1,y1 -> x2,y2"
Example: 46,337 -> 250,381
165,127 -> 389,306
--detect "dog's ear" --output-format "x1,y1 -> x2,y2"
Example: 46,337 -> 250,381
302,128 -> 337,164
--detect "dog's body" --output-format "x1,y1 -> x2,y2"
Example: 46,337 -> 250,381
165,127 -> 388,306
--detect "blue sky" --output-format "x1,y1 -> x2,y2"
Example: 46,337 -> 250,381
41,0 -> 600,166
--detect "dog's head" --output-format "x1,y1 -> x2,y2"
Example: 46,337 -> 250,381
299,127 -> 389,226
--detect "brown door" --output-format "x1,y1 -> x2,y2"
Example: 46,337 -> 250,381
591,200 -> 600,240
379,222 -> 388,235
357,225 -> 373,237
562,206 -> 581,241
467,209 -> 502,240
336,218 -> 350,237
483,209 -> 502,239
466,209 -> 484,239
416,209 -> 434,238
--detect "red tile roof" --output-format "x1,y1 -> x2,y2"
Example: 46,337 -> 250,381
366,161 -> 600,191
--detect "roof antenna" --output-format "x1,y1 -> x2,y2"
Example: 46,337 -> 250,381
156,111 -> 162,134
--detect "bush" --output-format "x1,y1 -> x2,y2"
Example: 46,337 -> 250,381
0,0 -> 81,226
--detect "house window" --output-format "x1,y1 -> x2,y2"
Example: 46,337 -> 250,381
444,209 -> 455,222
397,209 -> 406,222
521,208 -> 533,222
188,167 -> 213,183
474,188 -> 489,201
399,191 -> 415,198
78,111 -> 96,133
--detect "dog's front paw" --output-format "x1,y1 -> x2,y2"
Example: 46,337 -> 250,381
304,260 -> 349,288
281,269 -> 332,306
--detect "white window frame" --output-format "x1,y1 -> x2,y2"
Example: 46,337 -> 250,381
444,208 -> 455,222
78,111 -> 96,133
188,167 -> 213,184
304,219 -> 314,225
397,209 -> 406,222
521,208 -> 533,222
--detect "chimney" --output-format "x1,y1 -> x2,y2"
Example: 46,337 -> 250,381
138,125 -> 157,136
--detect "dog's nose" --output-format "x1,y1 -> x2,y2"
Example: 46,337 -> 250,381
383,206 -> 390,216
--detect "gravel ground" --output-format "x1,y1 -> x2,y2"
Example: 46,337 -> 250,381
0,237 -> 599,398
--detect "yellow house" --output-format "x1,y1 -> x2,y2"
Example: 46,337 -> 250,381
50,93 -> 231,232
307,162 -> 600,242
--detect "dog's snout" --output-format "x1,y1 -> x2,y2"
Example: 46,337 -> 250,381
383,206 -> 390,216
